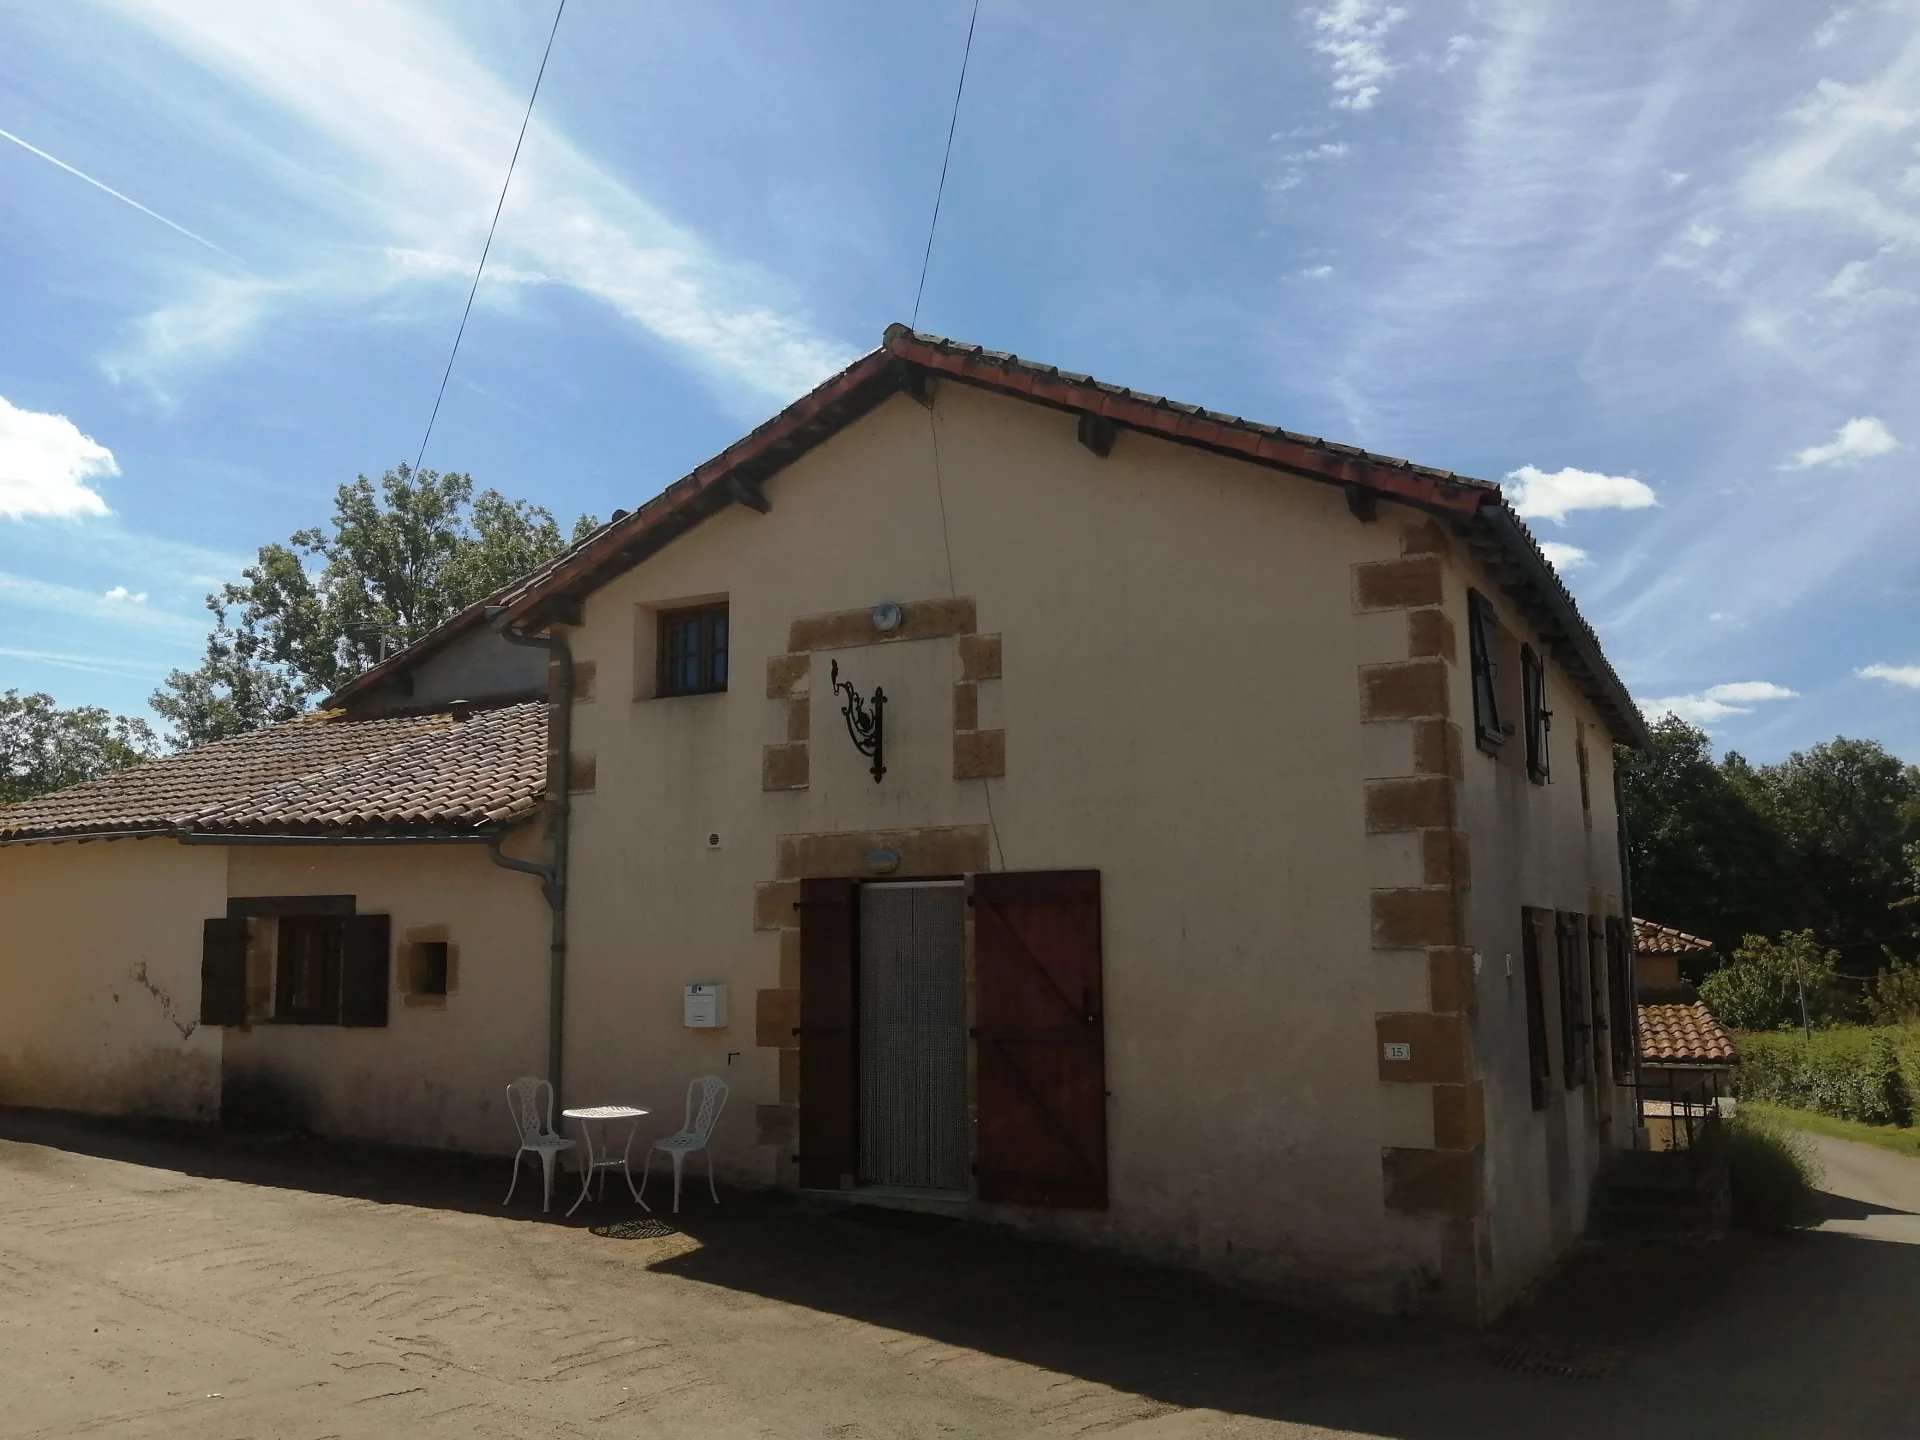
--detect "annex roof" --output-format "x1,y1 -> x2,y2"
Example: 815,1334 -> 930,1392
327,324 -> 1648,746
0,703 -> 545,844
1633,918 -> 1715,956
1637,1002 -> 1738,1066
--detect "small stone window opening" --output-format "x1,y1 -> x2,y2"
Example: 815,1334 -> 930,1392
411,941 -> 450,998
657,602 -> 729,696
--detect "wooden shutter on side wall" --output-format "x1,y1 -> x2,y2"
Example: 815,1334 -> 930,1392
200,917 -> 247,1027
972,870 -> 1108,1209
1606,916 -> 1636,1080
1520,909 -> 1551,1111
1557,913 -> 1590,1089
339,913 -> 391,1027
797,878 -> 858,1190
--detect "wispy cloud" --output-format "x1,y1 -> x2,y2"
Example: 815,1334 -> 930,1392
1813,7 -> 1858,52
0,645 -> 173,682
1537,541 -> 1589,571
103,585 -> 149,603
0,394 -> 116,519
1641,680 -> 1799,727
1786,415 -> 1899,468
1858,662 -> 1920,690
0,125 -> 242,263
1505,465 -> 1657,523
0,571 -> 203,643
102,0 -> 853,407
1300,1 -> 1408,111
1295,264 -> 1336,281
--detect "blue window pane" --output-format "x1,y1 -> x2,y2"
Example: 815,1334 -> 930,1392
712,649 -> 727,686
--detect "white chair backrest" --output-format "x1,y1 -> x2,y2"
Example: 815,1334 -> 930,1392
682,1074 -> 729,1143
506,1076 -> 555,1144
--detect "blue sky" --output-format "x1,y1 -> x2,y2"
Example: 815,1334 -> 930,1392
1,0 -> 1916,760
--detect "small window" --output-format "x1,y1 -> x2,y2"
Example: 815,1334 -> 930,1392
1467,589 -> 1506,753
1521,645 -> 1551,784
276,914 -> 344,1024
411,941 -> 450,997
657,603 -> 729,696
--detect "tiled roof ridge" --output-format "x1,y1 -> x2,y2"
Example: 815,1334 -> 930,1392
1633,917 -> 1715,955
325,322 -> 1647,746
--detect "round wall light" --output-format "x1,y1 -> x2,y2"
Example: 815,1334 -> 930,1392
870,602 -> 903,633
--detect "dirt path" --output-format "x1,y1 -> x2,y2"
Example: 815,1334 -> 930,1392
2,1113 -> 1918,1438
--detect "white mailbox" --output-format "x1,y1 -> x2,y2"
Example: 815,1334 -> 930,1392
683,982 -> 728,1029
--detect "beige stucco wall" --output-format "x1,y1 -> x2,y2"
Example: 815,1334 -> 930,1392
561,381 -> 1453,1310
220,839 -> 549,1154
0,837 -> 227,1119
1440,548 -> 1632,1312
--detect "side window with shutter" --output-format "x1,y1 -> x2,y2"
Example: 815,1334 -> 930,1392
972,870 -> 1107,1209
200,917 -> 247,1027
796,878 -> 859,1190
1520,909 -> 1551,1111
1468,590 -> 1506,753
1521,645 -> 1551,784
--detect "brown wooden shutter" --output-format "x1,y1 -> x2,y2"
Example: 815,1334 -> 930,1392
1519,909 -> 1551,1111
1557,913 -> 1590,1089
973,869 -> 1108,1209
797,878 -> 858,1190
199,917 -> 247,1027
339,913 -> 391,1027
1606,916 -> 1636,1080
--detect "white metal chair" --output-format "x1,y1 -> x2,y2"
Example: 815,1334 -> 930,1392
503,1076 -> 576,1214
639,1074 -> 729,1214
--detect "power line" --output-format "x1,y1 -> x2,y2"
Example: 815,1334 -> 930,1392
410,0 -> 567,479
910,0 -> 981,330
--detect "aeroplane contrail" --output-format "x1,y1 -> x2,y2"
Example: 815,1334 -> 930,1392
0,125 -> 242,264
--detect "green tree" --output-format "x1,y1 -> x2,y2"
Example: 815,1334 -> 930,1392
1700,931 -> 1843,1033
1744,738 -> 1920,973
152,464 -> 593,748
1617,716 -> 1808,958
0,690 -> 159,805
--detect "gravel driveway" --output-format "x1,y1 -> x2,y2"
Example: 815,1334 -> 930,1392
2,1111 -> 1916,1438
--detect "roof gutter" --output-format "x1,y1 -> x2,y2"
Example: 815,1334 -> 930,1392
487,607 -> 573,1112
0,825 -> 173,846
172,829 -> 506,846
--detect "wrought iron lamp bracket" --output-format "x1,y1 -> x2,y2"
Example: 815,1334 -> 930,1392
830,659 -> 886,783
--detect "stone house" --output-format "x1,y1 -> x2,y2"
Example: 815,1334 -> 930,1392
0,325 -> 1651,1321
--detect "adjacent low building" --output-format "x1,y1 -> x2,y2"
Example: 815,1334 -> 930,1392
1,325 -> 1653,1321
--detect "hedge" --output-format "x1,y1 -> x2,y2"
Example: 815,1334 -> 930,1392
1734,1026 -> 1920,1128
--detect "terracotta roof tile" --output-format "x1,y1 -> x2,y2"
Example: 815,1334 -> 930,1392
1638,1003 -> 1737,1065
1633,918 -> 1715,956
0,704 -> 546,843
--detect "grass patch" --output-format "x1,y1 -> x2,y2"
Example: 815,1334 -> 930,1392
1743,1100 -> 1920,1162
1722,1110 -> 1824,1231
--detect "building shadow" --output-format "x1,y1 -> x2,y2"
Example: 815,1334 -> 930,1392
6,1106 -> 1919,1436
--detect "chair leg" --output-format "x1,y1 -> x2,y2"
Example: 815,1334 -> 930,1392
504,1149 -> 524,1207
672,1152 -> 684,1215
706,1148 -> 718,1205
540,1149 -> 557,1214
638,1145 -> 655,1207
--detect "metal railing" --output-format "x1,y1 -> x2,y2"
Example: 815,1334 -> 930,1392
1631,1069 -> 1726,1161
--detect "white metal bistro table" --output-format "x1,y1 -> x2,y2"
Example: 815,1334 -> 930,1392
561,1104 -> 651,1218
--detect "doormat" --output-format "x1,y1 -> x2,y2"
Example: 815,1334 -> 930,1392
1485,1340 -> 1624,1380
835,1204 -> 960,1233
